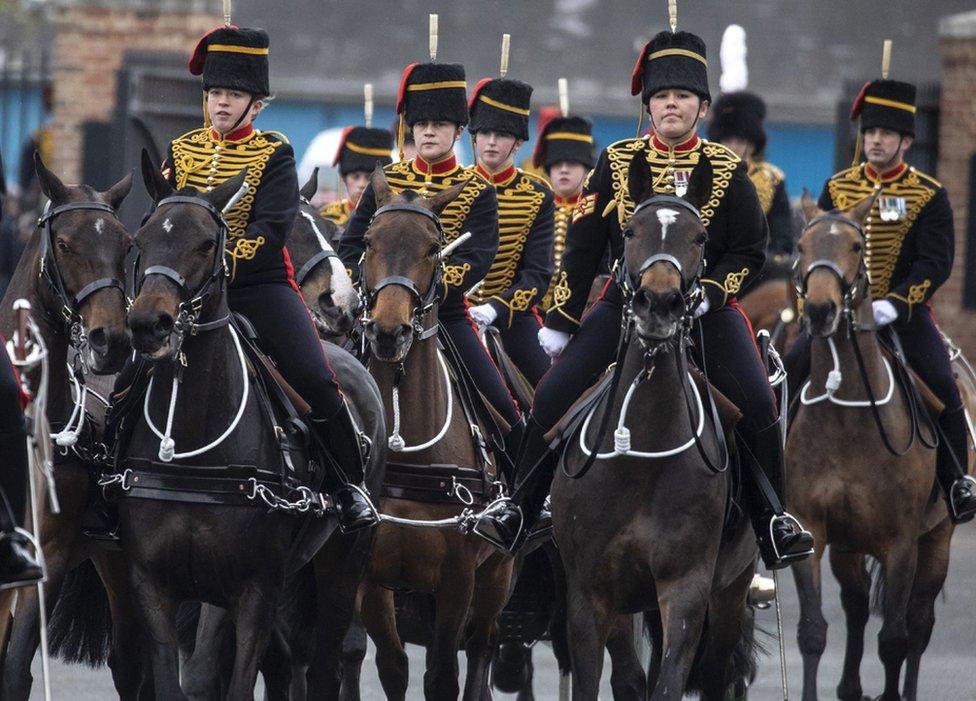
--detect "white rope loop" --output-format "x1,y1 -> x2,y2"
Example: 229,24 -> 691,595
51,365 -> 87,447
388,349 -> 453,452
800,336 -> 895,407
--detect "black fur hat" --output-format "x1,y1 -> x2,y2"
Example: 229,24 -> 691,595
334,127 -> 393,175
708,91 -> 767,154
468,78 -> 533,141
631,30 -> 710,104
396,63 -> 468,126
532,115 -> 595,170
850,79 -> 916,137
189,26 -> 270,97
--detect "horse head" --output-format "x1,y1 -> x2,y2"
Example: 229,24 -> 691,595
621,150 -> 711,344
292,168 -> 360,337
361,165 -> 465,362
34,152 -> 133,373
796,190 -> 877,337
127,150 -> 245,361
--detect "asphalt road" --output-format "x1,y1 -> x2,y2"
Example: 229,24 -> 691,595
28,528 -> 976,699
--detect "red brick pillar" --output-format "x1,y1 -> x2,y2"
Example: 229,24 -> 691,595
50,1 -> 219,182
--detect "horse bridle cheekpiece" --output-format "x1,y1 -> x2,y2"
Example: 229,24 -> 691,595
795,213 -> 868,315
361,202 -> 445,338
294,197 -> 341,286
616,194 -> 706,318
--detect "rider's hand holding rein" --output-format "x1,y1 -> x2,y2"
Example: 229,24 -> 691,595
538,326 -> 570,359
469,303 -> 498,328
872,299 -> 898,327
693,296 -> 711,319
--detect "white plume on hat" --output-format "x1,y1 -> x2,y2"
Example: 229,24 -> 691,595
719,24 -> 748,94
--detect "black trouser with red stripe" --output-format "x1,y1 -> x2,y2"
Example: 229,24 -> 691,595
497,310 -> 549,388
0,345 -> 27,534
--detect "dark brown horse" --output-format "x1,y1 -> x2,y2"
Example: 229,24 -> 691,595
358,167 -> 513,700
788,193 -> 959,701
551,159 -> 757,700
0,154 -> 140,699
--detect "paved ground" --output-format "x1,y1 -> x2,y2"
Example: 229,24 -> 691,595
27,528 -> 976,699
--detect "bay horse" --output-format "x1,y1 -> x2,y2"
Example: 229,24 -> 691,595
0,154 -> 143,699
358,167 -> 513,700
787,193 -> 958,701
738,254 -> 800,354
551,157 -> 757,700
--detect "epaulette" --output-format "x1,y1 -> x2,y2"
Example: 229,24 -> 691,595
909,167 -> 942,191
700,139 -> 742,165
172,126 -> 209,143
759,161 -> 785,185
259,130 -> 289,145
517,169 -> 553,194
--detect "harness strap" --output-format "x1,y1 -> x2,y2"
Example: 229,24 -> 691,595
295,249 -> 339,286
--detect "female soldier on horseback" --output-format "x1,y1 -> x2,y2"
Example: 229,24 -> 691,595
475,28 -> 814,569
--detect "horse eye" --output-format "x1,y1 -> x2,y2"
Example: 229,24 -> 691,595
695,233 -> 706,245
796,243 -> 804,254
428,244 -> 439,257
622,228 -> 634,240
56,238 -> 70,253
363,238 -> 372,250
852,241 -> 862,253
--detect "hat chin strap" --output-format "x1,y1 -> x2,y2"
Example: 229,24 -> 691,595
211,94 -> 257,138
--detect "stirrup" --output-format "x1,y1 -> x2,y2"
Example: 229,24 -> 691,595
336,483 -> 380,534
949,475 -> 976,523
471,498 -> 523,554
765,512 -> 814,568
0,528 -> 46,591
523,495 -> 552,544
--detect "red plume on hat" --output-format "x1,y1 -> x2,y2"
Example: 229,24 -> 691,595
332,126 -> 354,167
188,25 -> 238,75
849,81 -> 871,121
630,42 -> 652,97
395,63 -> 419,115
468,77 -> 492,110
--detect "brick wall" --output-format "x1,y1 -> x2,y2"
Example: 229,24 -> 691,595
50,2 -> 219,182
937,11 -> 976,352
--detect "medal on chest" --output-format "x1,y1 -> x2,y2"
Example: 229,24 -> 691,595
673,169 -> 690,197
878,196 -> 906,222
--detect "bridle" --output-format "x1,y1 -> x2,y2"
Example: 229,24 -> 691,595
294,196 -> 341,287
794,213 -> 869,327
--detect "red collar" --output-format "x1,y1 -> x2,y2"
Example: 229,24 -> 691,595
413,152 -> 458,176
474,162 -> 517,186
555,192 -> 581,207
649,132 -> 700,154
864,162 -> 908,183
210,123 -> 254,142
345,198 -> 357,210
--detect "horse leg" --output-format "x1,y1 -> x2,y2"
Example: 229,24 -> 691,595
181,604 -> 231,700
226,585 -> 279,700
129,565 -> 185,700
828,549 -> 871,701
792,538 -> 827,701
91,549 -> 148,700
257,625 -> 292,701
651,576 -> 710,701
360,582 -> 408,700
697,563 -> 753,701
462,553 -> 512,701
339,616 -> 368,701
518,647 -> 535,701
876,539 -> 918,701
605,614 -> 646,699
565,586 -> 612,701
903,518 -> 952,701
427,572 -> 475,701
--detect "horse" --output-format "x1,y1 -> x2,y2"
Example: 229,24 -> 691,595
356,167 -> 514,700
0,154 -> 143,699
551,157 -> 757,700
738,254 -> 800,354
787,192 -> 961,701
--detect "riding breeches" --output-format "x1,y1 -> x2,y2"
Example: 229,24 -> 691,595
441,303 -> 521,426
0,344 -> 27,532
497,310 -> 549,388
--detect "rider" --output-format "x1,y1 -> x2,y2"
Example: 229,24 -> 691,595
533,114 -> 597,313
466,77 -> 554,386
474,28 -> 815,568
708,91 -> 793,259
110,26 -> 377,534
320,126 -> 393,228
784,78 -> 976,523
339,62 -> 523,435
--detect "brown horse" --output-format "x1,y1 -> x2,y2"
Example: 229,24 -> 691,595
738,254 -> 800,354
787,193 -> 959,701
358,167 -> 513,700
0,154 -> 140,699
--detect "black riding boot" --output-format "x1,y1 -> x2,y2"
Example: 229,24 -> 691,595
937,406 -> 976,523
473,416 -> 555,554
0,426 -> 43,589
742,422 -> 814,569
310,407 -> 378,534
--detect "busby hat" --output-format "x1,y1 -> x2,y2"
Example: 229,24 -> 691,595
532,116 -> 595,170
396,63 -> 469,126
468,78 -> 533,141
334,126 -> 393,175
708,91 -> 767,154
189,26 -> 270,97
850,79 -> 916,137
631,30 -> 710,104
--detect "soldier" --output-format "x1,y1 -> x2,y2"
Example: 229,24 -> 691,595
466,76 -> 554,386
474,28 -> 814,568
708,91 -> 793,258
320,126 -> 392,228
785,78 -> 976,522
532,115 -> 596,312
338,61 -> 522,433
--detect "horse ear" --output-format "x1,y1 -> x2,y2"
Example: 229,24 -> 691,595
140,149 -> 173,202
300,167 -> 319,201
100,171 -> 133,210
800,188 -> 823,223
842,189 -> 879,226
682,158 -> 713,212
627,148 -> 653,206
34,151 -> 69,204
371,163 -> 393,207
206,168 -> 248,212
426,181 -> 466,216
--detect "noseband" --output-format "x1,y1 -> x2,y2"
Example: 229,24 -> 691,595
795,213 -> 868,322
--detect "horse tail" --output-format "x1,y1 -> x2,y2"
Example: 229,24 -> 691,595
685,607 -> 765,695
48,559 -> 111,667
868,556 -> 887,616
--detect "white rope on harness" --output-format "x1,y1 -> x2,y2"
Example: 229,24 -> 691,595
388,349 -> 453,452
51,364 -> 87,447
799,335 -> 895,407
579,369 -> 706,460
143,325 -> 250,462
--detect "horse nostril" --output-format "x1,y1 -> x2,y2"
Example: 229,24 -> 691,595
807,301 -> 836,327
317,291 -> 335,312
667,290 -> 684,317
632,288 -> 650,311
363,320 -> 377,341
153,314 -> 174,340
88,327 -> 109,354
395,324 -> 412,342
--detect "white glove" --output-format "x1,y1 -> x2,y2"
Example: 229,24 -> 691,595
693,296 -> 711,318
469,303 -> 498,327
538,327 -> 571,359
872,299 -> 898,327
